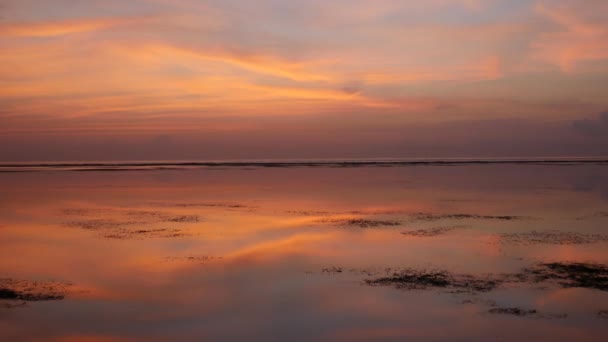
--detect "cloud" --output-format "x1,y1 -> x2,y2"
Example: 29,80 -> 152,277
1,0 -> 608,161
532,1 -> 608,72
0,16 -> 155,37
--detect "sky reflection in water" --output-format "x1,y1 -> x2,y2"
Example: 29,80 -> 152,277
1,164 -> 608,341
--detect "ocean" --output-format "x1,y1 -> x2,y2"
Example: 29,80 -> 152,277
1,160 -> 607,340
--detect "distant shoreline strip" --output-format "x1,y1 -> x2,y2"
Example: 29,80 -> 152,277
0,159 -> 607,172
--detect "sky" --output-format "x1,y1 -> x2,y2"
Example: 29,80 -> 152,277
1,0 -> 607,161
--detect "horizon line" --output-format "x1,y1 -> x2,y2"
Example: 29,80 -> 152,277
1,157 -> 608,171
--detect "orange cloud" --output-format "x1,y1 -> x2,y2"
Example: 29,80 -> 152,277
1,0 -> 608,155
0,17 -> 151,37
361,56 -> 503,84
533,1 -> 608,72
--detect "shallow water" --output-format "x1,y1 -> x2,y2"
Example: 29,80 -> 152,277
1,163 -> 608,341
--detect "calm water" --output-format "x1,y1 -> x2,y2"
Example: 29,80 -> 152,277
1,163 -> 608,341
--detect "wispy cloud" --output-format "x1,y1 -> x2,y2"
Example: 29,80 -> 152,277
0,16 -> 150,37
532,1 -> 608,72
1,0 -> 607,159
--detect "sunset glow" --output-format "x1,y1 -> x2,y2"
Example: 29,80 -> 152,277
1,0 -> 607,160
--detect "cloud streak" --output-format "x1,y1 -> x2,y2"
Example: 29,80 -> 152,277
1,0 -> 607,160
533,1 -> 608,72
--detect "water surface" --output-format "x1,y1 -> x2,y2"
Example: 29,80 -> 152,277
1,162 -> 608,341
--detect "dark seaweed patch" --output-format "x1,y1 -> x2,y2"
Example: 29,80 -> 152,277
522,262 -> 608,291
342,219 -> 401,228
488,307 -> 566,319
290,210 -> 524,222
365,269 -> 501,292
63,208 -> 201,225
347,210 -> 408,215
0,279 -> 67,302
285,210 -> 333,216
162,202 -> 253,209
409,213 -> 524,221
366,270 -> 450,289
64,210 -> 196,240
488,307 -> 538,316
311,267 -> 391,277
163,256 -> 223,263
66,219 -> 191,240
286,208 -> 424,218
65,219 -> 140,230
102,228 -> 191,240
500,231 -> 608,245
364,262 -> 608,293
61,208 -> 114,216
167,215 -> 199,223
401,226 -> 468,237
125,211 -> 200,223
0,288 -> 63,301
322,267 -> 344,274
287,209 -> 409,217
321,218 -> 402,228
